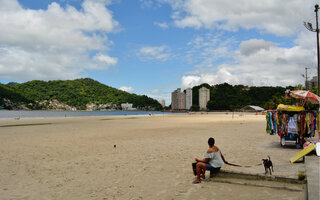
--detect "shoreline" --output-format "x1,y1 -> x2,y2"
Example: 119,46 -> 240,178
0,110 -> 261,120
0,110 -> 172,120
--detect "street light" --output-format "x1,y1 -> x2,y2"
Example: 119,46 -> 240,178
304,5 -> 320,139
304,4 -> 320,95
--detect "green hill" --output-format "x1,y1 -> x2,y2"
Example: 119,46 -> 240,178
191,83 -> 295,111
3,78 -> 162,110
0,83 -> 32,108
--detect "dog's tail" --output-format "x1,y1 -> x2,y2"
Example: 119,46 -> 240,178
268,155 -> 270,160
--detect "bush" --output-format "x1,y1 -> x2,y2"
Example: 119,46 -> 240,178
190,105 -> 200,111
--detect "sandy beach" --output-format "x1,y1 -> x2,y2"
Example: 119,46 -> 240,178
0,113 -> 307,199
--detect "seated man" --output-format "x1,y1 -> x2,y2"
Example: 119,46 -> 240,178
193,137 -> 227,184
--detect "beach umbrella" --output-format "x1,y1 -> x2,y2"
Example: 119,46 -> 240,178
290,90 -> 320,104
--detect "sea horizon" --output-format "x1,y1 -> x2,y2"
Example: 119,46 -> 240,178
0,110 -> 171,119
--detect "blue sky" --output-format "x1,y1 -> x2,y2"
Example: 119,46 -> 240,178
0,0 -> 320,105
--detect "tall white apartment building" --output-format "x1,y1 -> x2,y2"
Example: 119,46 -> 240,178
185,88 -> 192,110
158,100 -> 165,107
171,88 -> 186,110
199,87 -> 210,110
178,92 -> 186,110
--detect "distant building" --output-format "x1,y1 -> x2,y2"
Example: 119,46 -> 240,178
171,88 -> 186,110
241,105 -> 264,112
171,89 -> 179,110
186,88 -> 192,110
178,92 -> 186,110
86,103 -> 97,111
158,100 -> 165,107
199,86 -> 210,110
306,76 -> 317,90
242,86 -> 250,91
121,102 -> 134,110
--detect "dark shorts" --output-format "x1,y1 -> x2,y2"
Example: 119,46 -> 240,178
205,163 -> 221,172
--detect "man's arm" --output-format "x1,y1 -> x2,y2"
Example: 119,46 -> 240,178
195,158 -> 210,163
220,152 -> 228,164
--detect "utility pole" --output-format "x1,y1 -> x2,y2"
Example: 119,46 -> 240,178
304,67 -> 310,90
304,4 -> 320,95
316,4 -> 319,96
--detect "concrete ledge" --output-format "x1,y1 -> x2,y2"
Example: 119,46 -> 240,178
212,170 -> 306,184
305,156 -> 320,200
206,170 -> 306,193
210,179 -> 304,192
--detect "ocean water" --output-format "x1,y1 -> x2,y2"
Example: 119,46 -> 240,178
0,110 -> 171,119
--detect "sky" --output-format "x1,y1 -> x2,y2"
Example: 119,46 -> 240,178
1,0 -> 320,105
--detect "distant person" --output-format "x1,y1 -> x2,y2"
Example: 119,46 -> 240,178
193,137 -> 228,184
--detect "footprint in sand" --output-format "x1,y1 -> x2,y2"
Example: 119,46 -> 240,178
174,181 -> 184,187
182,187 -> 197,198
156,189 -> 167,197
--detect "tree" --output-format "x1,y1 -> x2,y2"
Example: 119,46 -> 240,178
192,83 -> 211,106
207,100 -> 214,110
190,105 -> 200,111
4,78 -> 162,110
191,82 -> 292,111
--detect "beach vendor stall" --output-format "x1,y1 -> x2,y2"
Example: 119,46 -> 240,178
266,90 -> 320,148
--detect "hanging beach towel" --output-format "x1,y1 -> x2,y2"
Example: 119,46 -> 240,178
287,117 -> 298,134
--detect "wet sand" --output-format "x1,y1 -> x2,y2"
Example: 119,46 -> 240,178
0,113 -> 306,199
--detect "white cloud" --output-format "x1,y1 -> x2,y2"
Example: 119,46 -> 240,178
139,0 -> 154,8
120,86 -> 134,93
186,33 -> 236,64
146,1 -> 318,90
93,53 -> 118,68
181,75 -> 201,88
147,90 -> 170,106
239,39 -> 276,56
154,22 -> 169,29
152,89 -> 159,94
295,31 -> 317,49
137,45 -> 171,61
161,0 -> 316,36
0,0 -> 119,81
140,0 -> 162,8
182,37 -> 315,88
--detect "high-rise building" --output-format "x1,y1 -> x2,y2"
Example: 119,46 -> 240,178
178,91 -> 186,110
171,88 -> 186,110
199,86 -> 210,110
171,89 -> 179,110
158,100 -> 165,107
186,88 -> 192,110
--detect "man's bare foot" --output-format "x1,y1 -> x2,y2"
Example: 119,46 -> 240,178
192,179 -> 201,184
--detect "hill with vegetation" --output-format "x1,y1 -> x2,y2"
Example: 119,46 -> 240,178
2,78 -> 162,110
0,83 -> 33,108
190,83 -> 296,111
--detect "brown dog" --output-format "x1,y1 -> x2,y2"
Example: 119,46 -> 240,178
262,156 -> 273,175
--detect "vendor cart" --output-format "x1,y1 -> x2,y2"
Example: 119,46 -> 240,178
266,90 -> 320,148
266,103 -> 318,148
277,104 -> 306,148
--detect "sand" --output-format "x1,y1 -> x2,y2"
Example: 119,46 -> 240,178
0,113 -> 307,199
